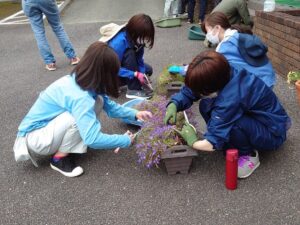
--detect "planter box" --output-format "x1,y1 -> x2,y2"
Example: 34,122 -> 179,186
166,81 -> 184,97
254,10 -> 300,77
161,145 -> 198,175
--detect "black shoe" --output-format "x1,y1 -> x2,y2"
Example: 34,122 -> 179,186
50,156 -> 83,177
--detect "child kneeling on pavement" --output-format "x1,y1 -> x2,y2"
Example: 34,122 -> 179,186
164,50 -> 291,178
99,14 -> 155,99
13,42 -> 152,178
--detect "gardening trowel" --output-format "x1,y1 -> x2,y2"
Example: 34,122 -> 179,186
183,111 -> 196,133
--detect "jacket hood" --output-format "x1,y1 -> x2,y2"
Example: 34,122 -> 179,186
238,33 -> 269,67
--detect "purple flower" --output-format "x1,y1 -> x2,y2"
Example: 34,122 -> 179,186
133,95 -> 197,168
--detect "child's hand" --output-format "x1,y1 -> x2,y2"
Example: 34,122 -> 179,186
114,130 -> 135,154
136,111 -> 152,121
126,130 -> 137,144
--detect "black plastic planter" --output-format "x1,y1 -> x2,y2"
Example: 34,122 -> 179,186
161,145 -> 198,175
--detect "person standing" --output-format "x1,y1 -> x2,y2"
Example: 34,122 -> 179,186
22,0 -> 80,71
187,0 -> 208,24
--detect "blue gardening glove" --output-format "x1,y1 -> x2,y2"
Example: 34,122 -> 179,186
175,122 -> 198,147
168,65 -> 187,76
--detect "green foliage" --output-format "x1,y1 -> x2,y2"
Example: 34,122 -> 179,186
156,65 -> 185,96
287,71 -> 300,84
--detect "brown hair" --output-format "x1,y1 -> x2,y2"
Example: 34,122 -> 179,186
126,14 -> 155,48
72,41 -> 120,98
201,12 -> 253,35
185,51 -> 231,95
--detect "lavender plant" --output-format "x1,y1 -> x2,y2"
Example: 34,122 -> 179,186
133,95 -> 198,168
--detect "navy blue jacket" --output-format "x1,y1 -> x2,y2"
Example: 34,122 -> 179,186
171,66 -> 291,150
108,31 -> 145,79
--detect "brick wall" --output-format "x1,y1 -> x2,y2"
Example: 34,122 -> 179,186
254,10 -> 300,77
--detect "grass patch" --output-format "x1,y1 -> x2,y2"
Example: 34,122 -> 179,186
276,0 -> 300,8
156,65 -> 185,96
0,2 -> 22,20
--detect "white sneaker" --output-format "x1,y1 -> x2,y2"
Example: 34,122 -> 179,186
238,151 -> 260,178
125,89 -> 153,99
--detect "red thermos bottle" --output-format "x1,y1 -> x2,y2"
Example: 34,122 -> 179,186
225,149 -> 238,190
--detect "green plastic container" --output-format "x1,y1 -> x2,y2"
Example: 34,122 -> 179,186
188,25 -> 206,40
155,18 -> 181,28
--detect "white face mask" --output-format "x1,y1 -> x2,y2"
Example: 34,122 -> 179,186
206,27 -> 220,45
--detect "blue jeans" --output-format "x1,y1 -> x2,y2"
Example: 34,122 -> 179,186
180,0 -> 188,14
22,0 -> 76,64
188,0 -> 207,22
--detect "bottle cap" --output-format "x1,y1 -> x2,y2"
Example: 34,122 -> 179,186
226,149 -> 238,161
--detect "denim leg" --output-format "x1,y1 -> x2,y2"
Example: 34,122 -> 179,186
41,0 -> 76,59
180,0 -> 188,14
144,63 -> 153,76
121,48 -> 142,90
171,0 -> 180,15
22,0 -> 55,64
188,0 -> 195,22
164,0 -> 173,17
226,124 -> 254,156
227,115 -> 284,155
199,0 -> 207,22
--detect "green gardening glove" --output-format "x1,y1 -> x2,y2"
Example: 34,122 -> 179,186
176,122 -> 198,147
163,103 -> 177,125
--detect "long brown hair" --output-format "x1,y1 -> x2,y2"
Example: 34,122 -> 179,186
185,51 -> 231,95
72,41 -> 120,98
126,14 -> 155,48
201,12 -> 253,34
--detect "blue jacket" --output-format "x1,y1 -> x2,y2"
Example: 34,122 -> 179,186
108,30 -> 145,79
217,31 -> 276,88
17,75 -> 138,149
171,66 -> 291,150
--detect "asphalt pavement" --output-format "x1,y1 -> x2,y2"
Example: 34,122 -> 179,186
0,0 -> 299,224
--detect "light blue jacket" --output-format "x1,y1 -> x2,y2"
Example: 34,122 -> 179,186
17,75 -> 138,149
108,30 -> 145,79
217,31 -> 276,88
